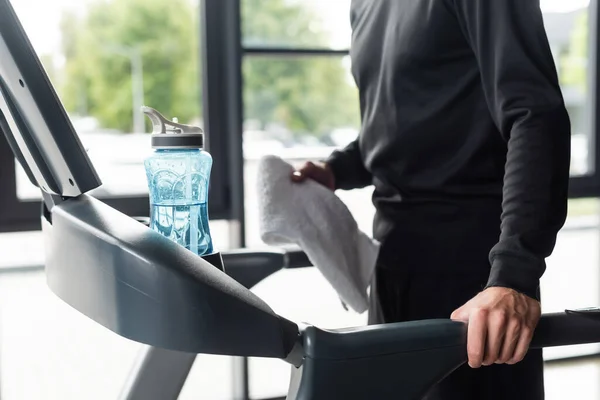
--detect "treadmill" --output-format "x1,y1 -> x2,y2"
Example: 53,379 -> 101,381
2,0 -> 600,398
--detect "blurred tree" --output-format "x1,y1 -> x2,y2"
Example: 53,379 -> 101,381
557,10 -> 588,137
59,0 -> 200,132
560,11 -> 587,90
59,0 -> 359,135
242,0 -> 360,137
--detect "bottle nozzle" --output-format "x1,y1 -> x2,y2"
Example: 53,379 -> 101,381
141,106 -> 204,149
141,106 -> 202,135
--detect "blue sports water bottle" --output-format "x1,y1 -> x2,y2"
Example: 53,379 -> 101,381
142,106 -> 214,256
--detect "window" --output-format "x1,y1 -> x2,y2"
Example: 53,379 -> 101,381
240,0 -> 362,245
542,0 -> 600,195
242,0 -> 351,50
543,3 -> 591,175
242,55 -> 369,247
16,0 -> 201,197
1,0 -> 232,233
0,0 -> 236,399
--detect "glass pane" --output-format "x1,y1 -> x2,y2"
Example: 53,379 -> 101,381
242,55 -> 359,155
243,54 -> 363,247
242,0 -> 351,50
242,0 -> 593,175
541,1 -> 593,176
11,0 -> 202,199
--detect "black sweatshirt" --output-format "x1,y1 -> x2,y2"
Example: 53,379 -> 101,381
326,0 -> 571,300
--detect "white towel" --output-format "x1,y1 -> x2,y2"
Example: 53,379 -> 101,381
256,155 -> 380,314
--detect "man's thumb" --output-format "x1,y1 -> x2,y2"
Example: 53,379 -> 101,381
292,161 -> 315,181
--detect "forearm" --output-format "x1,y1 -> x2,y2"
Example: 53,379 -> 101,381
452,0 -> 572,299
486,108 -> 571,300
325,139 -> 372,190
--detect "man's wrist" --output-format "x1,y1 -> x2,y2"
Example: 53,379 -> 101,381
486,252 -> 543,301
483,284 -> 540,302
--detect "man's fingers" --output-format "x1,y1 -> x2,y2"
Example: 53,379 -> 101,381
497,318 -> 521,364
506,301 -> 539,365
456,288 -> 541,368
291,162 -> 315,182
483,310 -> 507,366
291,170 -> 304,181
291,161 -> 335,190
302,161 -> 317,172
467,308 -> 487,368
507,326 -> 533,365
450,306 -> 467,321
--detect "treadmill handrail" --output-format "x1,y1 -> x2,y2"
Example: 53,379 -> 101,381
222,248 -> 312,289
296,311 -> 600,362
530,311 -> 600,349
223,248 -> 600,352
287,310 -> 600,399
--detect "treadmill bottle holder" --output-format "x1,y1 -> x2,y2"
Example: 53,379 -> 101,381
42,194 -> 299,360
133,215 -> 224,272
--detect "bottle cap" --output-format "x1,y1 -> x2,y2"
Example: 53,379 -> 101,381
141,106 -> 204,149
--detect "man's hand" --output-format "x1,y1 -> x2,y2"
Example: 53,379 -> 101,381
451,287 -> 541,368
291,161 -> 336,191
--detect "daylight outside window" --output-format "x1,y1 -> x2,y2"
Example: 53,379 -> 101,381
544,1 -> 593,176
10,0 -> 594,218
240,0 -> 595,242
13,0 -> 202,200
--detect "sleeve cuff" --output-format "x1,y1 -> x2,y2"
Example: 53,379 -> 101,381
324,151 -> 371,191
324,152 -> 347,190
485,252 -> 544,301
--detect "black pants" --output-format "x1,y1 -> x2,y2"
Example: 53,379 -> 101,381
368,265 -> 545,400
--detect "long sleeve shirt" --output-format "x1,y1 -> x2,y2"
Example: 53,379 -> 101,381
326,0 -> 571,300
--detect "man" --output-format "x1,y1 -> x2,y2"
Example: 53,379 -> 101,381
292,0 -> 571,399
